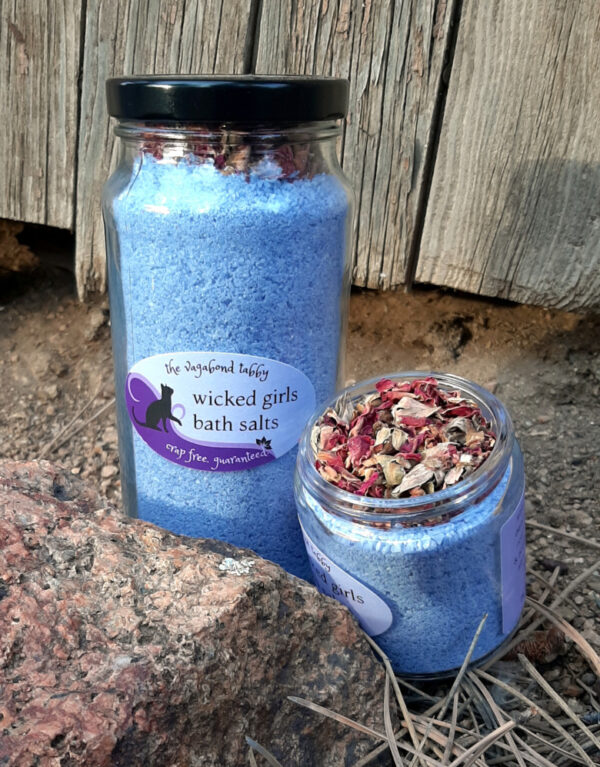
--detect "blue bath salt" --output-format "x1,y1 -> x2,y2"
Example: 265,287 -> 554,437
106,156 -> 349,579
297,447 -> 526,676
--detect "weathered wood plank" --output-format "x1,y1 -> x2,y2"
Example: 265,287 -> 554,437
75,0 -> 253,297
254,0 -> 455,290
0,0 -> 81,229
417,0 -> 600,311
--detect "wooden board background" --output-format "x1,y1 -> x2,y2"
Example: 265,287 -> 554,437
0,0 -> 81,229
417,0 -> 600,310
254,0 -> 454,290
2,0 -> 600,309
74,0 -> 253,295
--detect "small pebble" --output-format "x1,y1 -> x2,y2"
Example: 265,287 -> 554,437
102,427 -> 118,444
85,307 -> 108,341
537,556 -> 569,574
563,685 -> 583,698
100,465 -> 118,479
546,509 -> 564,527
45,384 -> 59,400
49,359 -> 69,377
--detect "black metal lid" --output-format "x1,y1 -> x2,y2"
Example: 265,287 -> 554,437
106,75 -> 349,123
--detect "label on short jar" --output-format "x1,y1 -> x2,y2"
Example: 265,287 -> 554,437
300,523 -> 394,636
125,352 -> 316,472
500,493 -> 527,633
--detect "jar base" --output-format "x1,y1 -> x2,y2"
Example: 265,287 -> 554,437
387,623 -> 522,682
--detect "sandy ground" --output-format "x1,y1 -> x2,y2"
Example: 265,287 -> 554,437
1,259 -> 599,719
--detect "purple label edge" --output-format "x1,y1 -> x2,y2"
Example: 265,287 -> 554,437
125,373 -> 276,472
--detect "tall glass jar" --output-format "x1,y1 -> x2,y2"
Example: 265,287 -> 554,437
102,76 -> 352,579
295,373 -> 526,676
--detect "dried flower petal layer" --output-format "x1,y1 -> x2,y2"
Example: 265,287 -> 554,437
312,377 -> 496,501
140,125 -> 316,180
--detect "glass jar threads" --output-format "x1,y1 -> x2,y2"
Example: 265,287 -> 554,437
103,76 -> 352,579
294,372 -> 526,677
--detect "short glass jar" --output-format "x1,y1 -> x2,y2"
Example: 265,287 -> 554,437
295,372 -> 526,677
102,77 -> 352,579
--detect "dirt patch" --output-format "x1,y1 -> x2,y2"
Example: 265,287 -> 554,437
1,259 -> 599,759
0,267 -> 116,498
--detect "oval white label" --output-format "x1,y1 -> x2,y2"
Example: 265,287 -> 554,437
125,352 -> 316,472
300,523 -> 394,636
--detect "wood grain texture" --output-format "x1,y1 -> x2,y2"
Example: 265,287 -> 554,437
0,0 -> 82,229
75,0 -> 253,297
254,0 -> 454,289
417,0 -> 600,310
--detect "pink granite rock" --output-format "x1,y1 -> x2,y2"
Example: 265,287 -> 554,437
0,460 -> 386,766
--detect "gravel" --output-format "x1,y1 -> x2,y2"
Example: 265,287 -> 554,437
1,258 -> 598,754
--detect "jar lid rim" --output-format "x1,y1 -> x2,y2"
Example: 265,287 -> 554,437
298,370 -> 515,519
106,76 -> 349,122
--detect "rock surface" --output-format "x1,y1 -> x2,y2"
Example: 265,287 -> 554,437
0,460 -> 386,766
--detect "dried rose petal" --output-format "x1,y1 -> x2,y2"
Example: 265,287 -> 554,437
395,416 -> 431,428
393,396 -> 439,420
317,451 -> 345,474
465,430 -> 485,448
374,426 -> 392,446
444,465 -> 465,486
318,424 -> 346,451
273,145 -> 297,178
357,472 -> 380,496
347,435 -> 374,465
422,443 -> 457,471
312,377 -> 495,502
376,456 -> 406,486
442,405 -> 478,418
391,429 -> 408,451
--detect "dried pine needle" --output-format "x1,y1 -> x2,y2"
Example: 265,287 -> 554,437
442,694 -> 459,765
384,675 -> 404,766
364,634 -> 424,764
526,521 -> 600,552
467,672 -> 526,767
244,737 -> 284,767
517,653 -> 600,751
254,557 -> 599,767
287,696 -> 386,741
498,558 -> 600,661
447,720 -> 516,767
440,614 -> 488,720
475,669 -> 596,767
